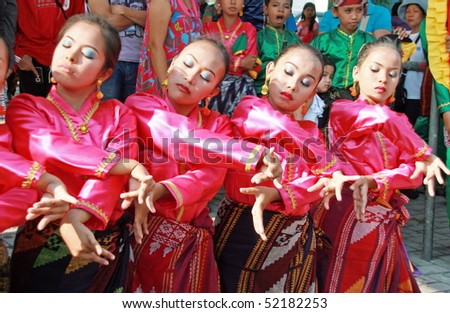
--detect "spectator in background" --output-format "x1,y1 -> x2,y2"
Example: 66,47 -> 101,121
135,0 -> 202,95
201,0 -> 217,24
203,0 -> 259,116
254,0 -> 299,96
0,0 -> 16,81
0,0 -> 17,109
285,13 -> 297,33
391,0 -> 411,30
398,0 -> 428,126
14,0 -> 85,97
319,0 -> 392,38
0,38 -> 8,89
296,2 -> 319,44
87,0 -> 147,103
303,55 -> 337,131
311,0 -> 375,100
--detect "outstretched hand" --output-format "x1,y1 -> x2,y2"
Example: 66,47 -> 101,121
133,201 -> 150,245
410,154 -> 450,196
120,163 -> 156,212
59,209 -> 115,266
41,173 -> 78,204
240,186 -> 281,241
349,176 -> 377,222
307,177 -> 335,209
251,147 -> 283,189
27,193 -> 73,230
29,172 -> 78,230
307,171 -> 361,209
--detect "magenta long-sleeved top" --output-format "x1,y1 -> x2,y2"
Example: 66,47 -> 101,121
126,93 -> 237,227
329,98 -> 432,202
226,95 -> 340,216
0,124 -> 44,232
6,87 -> 138,230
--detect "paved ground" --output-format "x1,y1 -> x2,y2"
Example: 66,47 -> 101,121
402,188 -> 450,292
1,187 -> 449,293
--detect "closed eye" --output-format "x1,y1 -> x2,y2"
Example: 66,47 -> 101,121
389,70 -> 399,78
370,65 -> 380,73
301,78 -> 313,87
82,47 -> 96,60
183,56 -> 194,68
200,71 -> 212,82
284,64 -> 294,76
62,38 -> 72,48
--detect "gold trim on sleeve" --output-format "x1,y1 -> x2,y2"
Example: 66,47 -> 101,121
162,180 -> 185,221
22,162 -> 42,189
311,156 -> 337,176
373,172 -> 389,201
413,144 -> 429,159
76,199 -> 109,224
95,152 -> 117,177
284,184 -> 298,210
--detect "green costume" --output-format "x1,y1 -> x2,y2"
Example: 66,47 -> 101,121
419,16 -> 450,226
311,28 -> 375,89
255,25 -> 299,95
432,59 -> 450,227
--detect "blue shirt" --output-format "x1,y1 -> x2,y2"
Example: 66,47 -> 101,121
318,0 -> 392,35
286,13 -> 297,32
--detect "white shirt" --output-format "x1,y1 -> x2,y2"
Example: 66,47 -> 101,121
304,95 -> 325,124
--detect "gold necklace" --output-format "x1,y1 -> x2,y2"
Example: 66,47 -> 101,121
217,20 -> 242,41
47,94 -> 99,141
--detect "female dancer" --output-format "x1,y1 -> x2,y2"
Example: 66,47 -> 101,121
214,42 -> 341,293
314,35 -> 446,293
6,14 -> 152,292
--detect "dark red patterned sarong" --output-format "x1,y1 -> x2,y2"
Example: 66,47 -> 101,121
129,212 -> 220,292
214,198 -> 320,293
313,185 -> 420,293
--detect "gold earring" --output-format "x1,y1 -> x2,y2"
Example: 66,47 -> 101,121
389,94 -> 396,103
200,96 -> 212,116
301,103 -> 308,115
97,80 -> 104,100
239,5 -> 244,16
205,96 -> 211,108
216,4 -> 222,15
261,76 -> 270,96
161,68 -> 172,88
349,81 -> 358,97
50,76 -> 57,84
